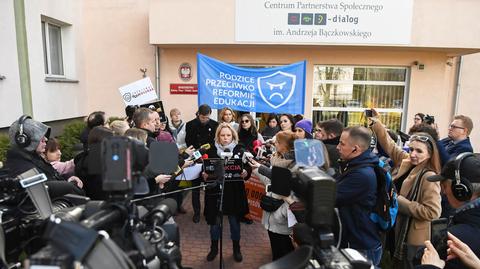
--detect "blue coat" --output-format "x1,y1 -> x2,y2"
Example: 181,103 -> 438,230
335,149 -> 381,250
439,137 -> 473,163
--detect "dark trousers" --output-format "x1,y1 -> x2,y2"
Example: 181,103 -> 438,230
191,178 -> 201,214
267,230 -> 294,261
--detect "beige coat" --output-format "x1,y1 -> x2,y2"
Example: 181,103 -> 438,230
372,120 -> 441,246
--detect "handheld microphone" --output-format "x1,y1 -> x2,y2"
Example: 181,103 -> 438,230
242,151 -> 254,164
189,143 -> 211,161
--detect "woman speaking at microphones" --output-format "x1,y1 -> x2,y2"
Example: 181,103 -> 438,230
201,123 -> 251,263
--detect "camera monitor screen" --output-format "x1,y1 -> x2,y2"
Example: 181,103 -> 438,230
294,139 -> 325,168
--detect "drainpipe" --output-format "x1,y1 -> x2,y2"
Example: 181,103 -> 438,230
14,0 -> 33,116
155,46 -> 160,99
452,56 -> 462,116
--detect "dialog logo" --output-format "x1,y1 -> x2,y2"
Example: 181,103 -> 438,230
257,71 -> 296,109
123,93 -> 132,102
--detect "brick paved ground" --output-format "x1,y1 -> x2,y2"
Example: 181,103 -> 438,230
175,192 -> 272,269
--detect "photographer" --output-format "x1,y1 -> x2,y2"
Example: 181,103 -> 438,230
201,123 -> 251,262
370,111 -> 442,268
419,233 -> 480,269
417,153 -> 480,269
5,116 -> 84,198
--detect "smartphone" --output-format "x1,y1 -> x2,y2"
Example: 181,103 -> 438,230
431,218 -> 448,260
364,109 -> 373,118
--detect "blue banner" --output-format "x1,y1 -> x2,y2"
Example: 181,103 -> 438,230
197,53 -> 306,114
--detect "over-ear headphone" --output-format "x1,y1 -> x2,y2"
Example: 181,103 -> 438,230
15,115 -> 32,148
452,152 -> 474,201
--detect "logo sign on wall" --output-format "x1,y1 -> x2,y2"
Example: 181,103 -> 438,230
236,0 -> 413,45
197,53 -> 305,114
118,77 -> 158,106
179,63 -> 192,81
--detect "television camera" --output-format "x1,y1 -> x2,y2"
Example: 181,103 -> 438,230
1,136 -> 188,269
259,139 -> 373,269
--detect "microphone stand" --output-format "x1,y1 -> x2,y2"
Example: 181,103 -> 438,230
130,183 -> 215,203
216,158 -> 226,269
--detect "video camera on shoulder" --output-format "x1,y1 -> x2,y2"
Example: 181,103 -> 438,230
424,114 -> 435,125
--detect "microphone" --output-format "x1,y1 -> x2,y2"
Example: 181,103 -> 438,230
147,198 -> 177,226
189,143 -> 211,161
220,148 -> 233,160
202,153 -> 209,160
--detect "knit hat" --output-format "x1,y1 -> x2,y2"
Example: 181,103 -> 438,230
295,119 -> 313,139
9,117 -> 51,152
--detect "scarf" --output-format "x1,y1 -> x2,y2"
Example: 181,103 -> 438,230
215,141 -> 237,157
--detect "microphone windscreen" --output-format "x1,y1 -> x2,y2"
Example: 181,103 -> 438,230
271,166 -> 292,196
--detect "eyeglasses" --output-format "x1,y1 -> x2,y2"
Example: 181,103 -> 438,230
409,134 -> 430,142
449,124 -> 465,130
241,120 -> 250,123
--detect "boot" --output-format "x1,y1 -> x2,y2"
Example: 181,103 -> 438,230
232,240 -> 243,262
206,240 -> 218,261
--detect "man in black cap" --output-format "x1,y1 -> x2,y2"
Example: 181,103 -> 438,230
418,153 -> 480,269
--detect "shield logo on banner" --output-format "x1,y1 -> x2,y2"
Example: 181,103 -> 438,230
257,71 -> 296,109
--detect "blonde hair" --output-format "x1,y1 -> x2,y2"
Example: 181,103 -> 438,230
124,128 -> 148,144
219,107 -> 236,123
214,123 -> 239,144
110,120 -> 129,136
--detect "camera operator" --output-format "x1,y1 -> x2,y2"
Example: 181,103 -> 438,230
201,123 -> 251,262
5,116 -> 84,198
249,130 -> 297,261
439,115 -> 474,161
417,153 -> 480,269
335,126 -> 383,266
185,104 -> 218,223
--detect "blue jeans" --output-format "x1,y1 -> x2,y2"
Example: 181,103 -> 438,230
210,215 -> 240,241
362,244 -> 382,267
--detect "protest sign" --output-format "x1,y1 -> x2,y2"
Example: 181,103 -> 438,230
198,53 -> 306,114
119,77 -> 158,106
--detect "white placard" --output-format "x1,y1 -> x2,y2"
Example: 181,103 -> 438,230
236,0 -> 413,45
118,77 -> 158,106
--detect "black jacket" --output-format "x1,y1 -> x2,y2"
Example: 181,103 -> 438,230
6,147 -> 84,197
203,144 -> 251,225
185,118 -> 218,149
323,136 -> 341,173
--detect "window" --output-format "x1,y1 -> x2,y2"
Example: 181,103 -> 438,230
42,20 -> 64,76
312,66 -> 409,131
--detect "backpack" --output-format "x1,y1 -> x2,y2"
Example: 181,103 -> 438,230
345,160 -> 398,231
369,159 -> 398,231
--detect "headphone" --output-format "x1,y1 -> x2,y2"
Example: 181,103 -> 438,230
15,115 -> 32,148
452,152 -> 474,201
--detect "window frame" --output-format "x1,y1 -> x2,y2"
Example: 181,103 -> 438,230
41,20 -> 65,78
312,65 -> 411,131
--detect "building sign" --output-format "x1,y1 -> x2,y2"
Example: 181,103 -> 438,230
198,53 -> 305,114
118,77 -> 158,106
236,0 -> 413,45
179,62 -> 192,81
170,84 -> 198,95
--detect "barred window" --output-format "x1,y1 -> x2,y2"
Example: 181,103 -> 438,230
312,66 -> 409,131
